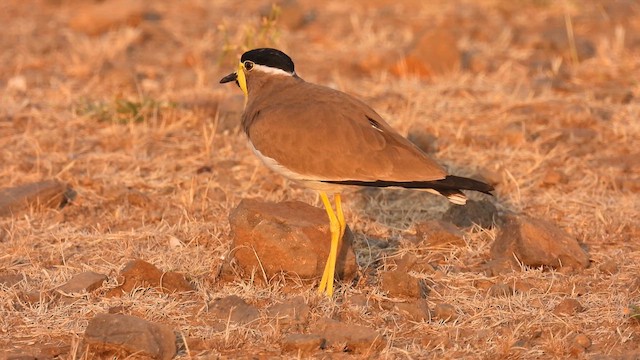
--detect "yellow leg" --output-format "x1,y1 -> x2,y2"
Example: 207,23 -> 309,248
317,191 -> 342,297
335,193 -> 346,238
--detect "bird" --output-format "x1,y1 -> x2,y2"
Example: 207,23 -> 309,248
220,48 -> 494,297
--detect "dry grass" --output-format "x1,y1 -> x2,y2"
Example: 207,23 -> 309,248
1,0 -> 639,358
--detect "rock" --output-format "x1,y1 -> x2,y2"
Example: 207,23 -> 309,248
572,333 -> 592,349
0,180 -> 76,218
433,303 -> 458,322
0,273 -> 27,287
392,28 -> 461,78
208,295 -> 260,325
441,199 -> 498,229
68,0 -> 148,36
491,215 -> 590,270
379,270 -> 425,299
347,293 -> 369,308
473,279 -> 494,292
553,298 -> 584,316
7,75 -> 27,93
414,220 -> 465,247
513,280 -> 535,294
487,283 -> 513,297
108,259 -> 193,296
391,299 -> 431,322
4,343 -> 70,360
272,1 -> 317,30
120,188 -> 152,207
267,296 -> 310,326
83,313 -> 176,360
392,252 -> 436,274
599,259 -> 619,275
56,271 -> 107,295
281,334 -> 325,355
314,318 -> 384,354
541,169 -> 567,187
20,290 -> 46,304
540,25 -> 596,62
482,258 -> 518,276
229,199 -> 358,282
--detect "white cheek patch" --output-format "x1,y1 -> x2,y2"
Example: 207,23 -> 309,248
252,64 -> 295,77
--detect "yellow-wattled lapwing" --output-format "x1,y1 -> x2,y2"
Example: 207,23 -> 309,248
220,48 -> 493,297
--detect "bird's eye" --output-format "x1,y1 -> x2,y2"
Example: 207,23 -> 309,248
243,61 -> 254,71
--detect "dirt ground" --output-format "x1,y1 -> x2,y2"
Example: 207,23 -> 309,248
1,0 -> 639,358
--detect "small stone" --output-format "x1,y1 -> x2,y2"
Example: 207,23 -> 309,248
553,298 -> 584,316
57,271 -> 107,295
83,313 -> 176,360
433,303 -> 458,322
68,0 -> 147,35
395,252 -> 418,272
314,318 -> 384,354
572,333 -> 592,349
500,122 -> 527,146
7,75 -> 27,93
379,270 -> 424,299
393,252 -> 436,274
391,28 -> 461,78
422,333 -> 451,349
441,199 -> 498,229
491,215 -> 590,270
5,344 -> 70,359
513,280 -> 535,293
229,199 -> 357,282
393,299 -> 431,322
281,334 -> 325,354
0,273 -> 27,287
347,293 -> 369,308
208,295 -> 260,325
473,279 -> 494,291
407,127 -> 438,154
488,283 -> 513,297
267,296 -> 310,326
482,259 -> 519,276
121,189 -> 151,207
415,220 -> 465,247
20,290 -> 45,304
599,259 -> 619,275
0,180 -> 76,218
272,1 -> 317,30
108,259 -> 193,296
540,25 -> 596,62
541,169 -> 567,186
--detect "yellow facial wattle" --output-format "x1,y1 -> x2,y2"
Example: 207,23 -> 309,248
237,62 -> 248,98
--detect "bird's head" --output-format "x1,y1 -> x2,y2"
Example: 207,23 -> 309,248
219,48 -> 296,98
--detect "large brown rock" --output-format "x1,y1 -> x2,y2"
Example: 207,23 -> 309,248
83,313 -> 176,360
229,199 -> 358,281
0,180 -> 75,217
491,215 -> 590,270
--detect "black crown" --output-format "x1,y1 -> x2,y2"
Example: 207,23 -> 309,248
241,48 -> 295,74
